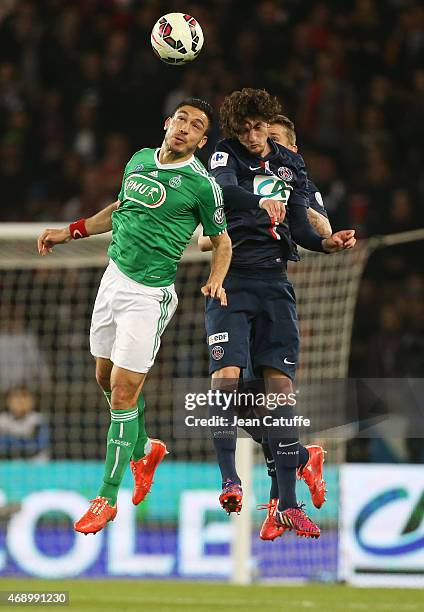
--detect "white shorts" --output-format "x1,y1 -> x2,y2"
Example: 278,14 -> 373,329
90,260 -> 178,373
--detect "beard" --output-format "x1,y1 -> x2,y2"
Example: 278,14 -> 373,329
164,130 -> 190,156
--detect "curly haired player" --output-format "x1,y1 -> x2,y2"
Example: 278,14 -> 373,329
202,88 -> 355,539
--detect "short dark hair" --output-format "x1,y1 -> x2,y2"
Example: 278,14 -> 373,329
172,98 -> 214,134
220,88 -> 281,138
270,114 -> 297,146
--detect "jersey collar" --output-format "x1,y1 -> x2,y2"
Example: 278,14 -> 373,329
260,138 -> 280,160
267,138 -> 280,158
154,148 -> 195,169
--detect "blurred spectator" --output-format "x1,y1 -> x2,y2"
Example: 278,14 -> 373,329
0,0 -> 420,231
0,386 -> 50,461
0,305 -> 51,390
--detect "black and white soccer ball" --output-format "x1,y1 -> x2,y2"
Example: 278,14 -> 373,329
151,12 -> 204,65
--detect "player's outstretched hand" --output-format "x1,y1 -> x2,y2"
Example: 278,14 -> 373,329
37,227 -> 71,256
259,199 -> 286,224
201,281 -> 227,306
322,230 -> 356,253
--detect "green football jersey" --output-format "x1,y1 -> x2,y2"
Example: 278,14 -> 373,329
108,148 -> 227,287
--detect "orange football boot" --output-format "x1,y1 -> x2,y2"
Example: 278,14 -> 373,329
297,445 -> 327,509
130,439 -> 168,505
275,504 -> 320,539
74,496 -> 117,535
258,498 -> 286,541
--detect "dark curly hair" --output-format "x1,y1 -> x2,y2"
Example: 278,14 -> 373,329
220,88 -> 282,138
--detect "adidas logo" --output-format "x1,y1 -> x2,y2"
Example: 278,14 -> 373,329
149,170 -> 159,178
279,511 -> 295,528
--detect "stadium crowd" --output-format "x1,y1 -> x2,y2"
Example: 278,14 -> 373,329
0,0 -> 423,461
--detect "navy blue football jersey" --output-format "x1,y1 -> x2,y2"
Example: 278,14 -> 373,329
209,138 -> 324,269
307,179 -> 329,218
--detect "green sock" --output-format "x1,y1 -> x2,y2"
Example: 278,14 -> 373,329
98,406 -> 139,505
132,393 -> 151,461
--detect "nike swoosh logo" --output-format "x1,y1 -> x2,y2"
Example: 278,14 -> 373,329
283,358 -> 296,365
249,166 -> 262,171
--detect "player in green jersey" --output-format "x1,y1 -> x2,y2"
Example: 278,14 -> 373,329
37,99 -> 232,535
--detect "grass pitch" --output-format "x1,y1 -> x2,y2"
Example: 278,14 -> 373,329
1,579 -> 423,612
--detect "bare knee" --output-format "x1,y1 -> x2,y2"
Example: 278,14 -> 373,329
110,367 -> 146,410
212,366 -> 240,390
264,367 -> 293,395
111,382 -> 139,410
212,366 -> 240,379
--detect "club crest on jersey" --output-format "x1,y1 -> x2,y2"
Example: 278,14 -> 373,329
210,151 -> 229,169
134,164 -> 144,171
169,175 -> 182,188
211,345 -> 225,360
213,207 -> 225,225
124,173 -> 166,208
277,166 -> 293,181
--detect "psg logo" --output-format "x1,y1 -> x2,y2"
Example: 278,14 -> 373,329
277,166 -> 293,181
211,345 -> 225,360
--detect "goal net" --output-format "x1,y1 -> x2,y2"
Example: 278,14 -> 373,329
0,224 -> 422,582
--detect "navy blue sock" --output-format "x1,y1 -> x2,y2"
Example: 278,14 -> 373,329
238,410 -> 264,442
261,440 -> 279,500
298,444 -> 309,469
210,390 -> 240,485
214,438 -> 240,485
270,476 -> 279,500
267,404 -> 299,511
274,466 -> 297,510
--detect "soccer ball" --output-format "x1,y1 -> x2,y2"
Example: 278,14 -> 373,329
151,13 -> 204,65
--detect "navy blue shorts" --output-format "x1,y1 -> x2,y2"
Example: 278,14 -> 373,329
205,268 -> 300,379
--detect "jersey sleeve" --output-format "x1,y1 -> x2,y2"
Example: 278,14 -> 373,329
307,180 -> 329,218
209,146 -> 262,211
197,176 -> 228,237
209,149 -> 239,186
288,155 -> 309,208
289,204 -> 325,252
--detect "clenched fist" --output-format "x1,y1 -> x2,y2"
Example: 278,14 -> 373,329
322,230 -> 356,253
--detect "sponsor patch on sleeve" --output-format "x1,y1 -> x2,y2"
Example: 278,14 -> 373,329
213,207 -> 225,225
210,152 -> 229,169
208,332 -> 229,346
